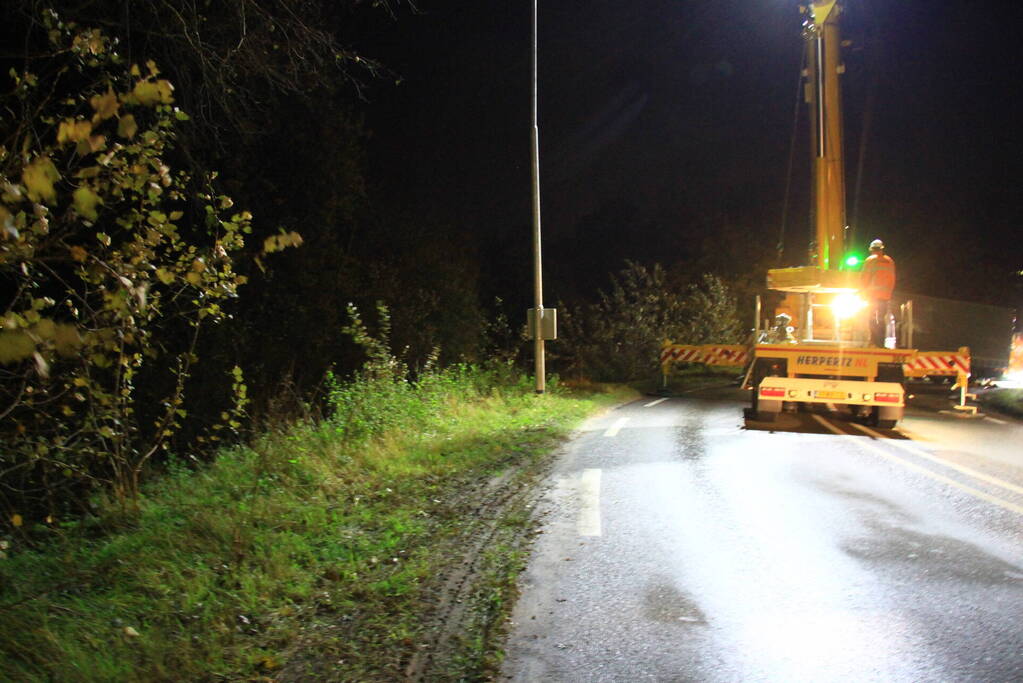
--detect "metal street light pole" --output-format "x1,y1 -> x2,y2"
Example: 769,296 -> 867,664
530,0 -> 546,394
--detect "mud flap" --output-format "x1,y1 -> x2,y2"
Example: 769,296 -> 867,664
757,399 -> 782,422
874,405 -> 903,429
749,358 -> 787,415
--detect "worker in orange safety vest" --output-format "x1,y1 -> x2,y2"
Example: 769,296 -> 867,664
861,238 -> 896,347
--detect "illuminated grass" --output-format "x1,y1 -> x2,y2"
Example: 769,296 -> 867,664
0,368 -> 631,681
980,388 -> 1023,420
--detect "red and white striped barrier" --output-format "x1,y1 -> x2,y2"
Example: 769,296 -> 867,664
902,353 -> 970,376
660,345 -> 704,365
660,344 -> 749,367
703,346 -> 749,367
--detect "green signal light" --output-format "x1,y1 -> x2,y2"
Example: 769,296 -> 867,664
845,254 -> 862,267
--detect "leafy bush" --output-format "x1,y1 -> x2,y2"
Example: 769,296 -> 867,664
326,302 -> 525,443
559,261 -> 742,381
0,15 -> 283,519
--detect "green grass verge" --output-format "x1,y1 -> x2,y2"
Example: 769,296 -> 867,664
630,365 -> 742,396
0,369 -> 632,682
979,388 -> 1023,420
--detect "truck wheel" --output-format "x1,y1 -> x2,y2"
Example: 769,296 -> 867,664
876,419 -> 897,429
757,410 -> 777,422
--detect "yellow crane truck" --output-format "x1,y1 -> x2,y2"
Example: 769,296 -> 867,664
662,1 -> 984,428
744,0 -> 906,427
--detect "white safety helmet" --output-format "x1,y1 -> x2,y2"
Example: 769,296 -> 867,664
869,238 -> 884,251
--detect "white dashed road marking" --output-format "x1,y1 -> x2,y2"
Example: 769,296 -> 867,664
644,398 -> 669,408
578,468 -> 602,537
603,417 -> 629,437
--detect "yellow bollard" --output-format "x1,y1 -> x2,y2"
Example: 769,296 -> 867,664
952,371 -> 978,415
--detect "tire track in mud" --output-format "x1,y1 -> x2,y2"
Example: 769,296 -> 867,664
403,453 -> 553,681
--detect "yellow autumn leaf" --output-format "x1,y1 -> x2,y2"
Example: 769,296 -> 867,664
89,88 -> 120,121
185,271 -> 201,286
74,166 -> 101,179
133,79 -> 174,106
57,119 -> 93,144
22,156 -> 60,204
11,514 -> 23,528
155,80 -> 174,103
73,30 -> 105,56
54,324 -> 82,356
132,81 -> 159,105
76,135 -> 106,156
117,114 -> 138,139
263,231 -> 303,253
155,268 -> 175,285
70,245 -> 88,262
34,318 -> 56,339
73,186 -> 101,220
0,331 -> 35,363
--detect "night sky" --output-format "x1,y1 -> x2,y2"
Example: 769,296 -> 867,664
359,0 -> 1020,313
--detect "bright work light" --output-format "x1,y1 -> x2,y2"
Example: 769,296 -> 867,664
832,292 -> 866,320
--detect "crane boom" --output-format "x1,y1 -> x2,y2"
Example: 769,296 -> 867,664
765,0 -> 856,294
806,0 -> 847,271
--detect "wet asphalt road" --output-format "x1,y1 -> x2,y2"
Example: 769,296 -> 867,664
502,387 -> 1023,682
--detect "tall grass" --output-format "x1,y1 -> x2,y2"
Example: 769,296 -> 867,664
979,388 -> 1023,419
0,356 -> 626,681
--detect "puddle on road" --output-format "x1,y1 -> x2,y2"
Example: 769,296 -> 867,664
843,521 -> 1023,584
815,481 -> 919,525
644,580 -> 708,625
